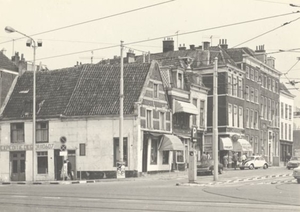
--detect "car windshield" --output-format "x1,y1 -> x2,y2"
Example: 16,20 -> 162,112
290,157 -> 300,161
244,156 -> 255,162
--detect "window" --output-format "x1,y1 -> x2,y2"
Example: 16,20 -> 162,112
153,83 -> 158,98
233,77 -> 237,96
250,110 -> 254,128
250,68 -> 254,80
264,97 -> 267,119
254,70 -> 258,82
285,104 -> 288,119
239,107 -> 243,128
233,105 -> 237,127
254,111 -> 258,129
261,73 -> 265,87
281,102 -> 284,119
228,104 -> 232,126
261,96 -> 264,118
254,89 -> 258,103
238,78 -> 242,98
240,79 -> 244,98
246,66 -> 249,79
228,75 -> 232,95
113,137 -> 128,166
176,151 -> 184,163
250,87 -> 254,102
289,124 -> 292,141
11,123 -> 24,143
281,122 -> 283,139
151,139 -> 158,164
160,112 -> 165,130
275,81 -> 278,93
200,100 -> 205,127
37,151 -> 48,174
79,144 -> 86,156
192,98 -> 197,126
272,79 -> 275,92
268,78 -> 271,90
285,123 -> 287,140
245,108 -> 249,128
289,105 -> 292,120
162,151 -> 169,164
245,86 -> 249,101
146,110 -> 152,128
36,122 -> 48,143
177,72 -> 183,89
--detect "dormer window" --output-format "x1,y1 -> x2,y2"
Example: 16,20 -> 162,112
177,72 -> 183,89
153,83 -> 158,98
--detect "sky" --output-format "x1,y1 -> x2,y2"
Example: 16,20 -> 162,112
1,0 -> 300,104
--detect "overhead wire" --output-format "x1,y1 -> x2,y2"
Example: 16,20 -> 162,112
36,11 -> 300,61
0,0 -> 175,45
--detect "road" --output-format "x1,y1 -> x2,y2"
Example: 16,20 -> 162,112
0,167 -> 299,212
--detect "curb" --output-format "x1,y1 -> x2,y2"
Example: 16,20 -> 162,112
178,173 -> 293,187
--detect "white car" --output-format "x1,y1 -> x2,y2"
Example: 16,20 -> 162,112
293,167 -> 300,184
239,156 -> 268,170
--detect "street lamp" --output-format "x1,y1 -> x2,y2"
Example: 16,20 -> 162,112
5,26 -> 41,182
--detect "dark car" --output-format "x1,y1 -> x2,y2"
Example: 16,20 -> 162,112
287,157 -> 300,170
197,160 -> 224,175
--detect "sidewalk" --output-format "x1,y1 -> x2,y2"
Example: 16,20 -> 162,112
1,166 -> 291,186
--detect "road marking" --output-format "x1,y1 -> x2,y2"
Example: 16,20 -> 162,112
42,197 -> 61,199
13,195 -> 27,198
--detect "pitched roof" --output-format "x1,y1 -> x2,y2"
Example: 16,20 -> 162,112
279,82 -> 293,96
1,62 -> 152,119
226,47 -> 256,63
0,51 -> 18,72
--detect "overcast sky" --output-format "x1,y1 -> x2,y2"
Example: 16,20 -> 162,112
1,0 -> 300,104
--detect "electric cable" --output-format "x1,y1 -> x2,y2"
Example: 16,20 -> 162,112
36,11 -> 300,61
0,0 -> 175,45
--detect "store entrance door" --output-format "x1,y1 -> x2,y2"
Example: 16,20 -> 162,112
54,149 -> 63,180
68,150 -> 76,180
10,151 -> 26,181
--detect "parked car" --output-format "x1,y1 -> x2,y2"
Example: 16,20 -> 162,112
197,160 -> 224,175
239,155 -> 268,170
287,157 -> 300,170
293,166 -> 300,184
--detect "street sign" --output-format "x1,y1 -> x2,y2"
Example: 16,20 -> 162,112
59,151 -> 67,156
60,144 -> 67,151
60,136 -> 67,143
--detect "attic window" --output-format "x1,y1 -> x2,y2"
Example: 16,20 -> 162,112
19,90 -> 29,94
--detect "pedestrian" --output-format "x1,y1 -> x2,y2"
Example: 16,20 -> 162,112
286,153 -> 291,162
200,152 -> 208,164
206,152 -> 211,160
67,159 -> 73,180
232,152 -> 238,170
223,154 -> 228,169
60,160 -> 68,180
241,153 -> 247,163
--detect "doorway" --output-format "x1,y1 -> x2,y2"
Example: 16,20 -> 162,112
54,149 -> 63,180
68,150 -> 76,180
10,151 -> 26,181
142,137 -> 148,172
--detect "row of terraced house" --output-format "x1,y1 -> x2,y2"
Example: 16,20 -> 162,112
0,38 -> 295,182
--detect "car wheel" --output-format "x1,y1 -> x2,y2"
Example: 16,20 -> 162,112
263,164 -> 268,169
287,167 -> 291,170
219,168 -> 223,174
297,179 -> 300,184
249,164 -> 254,170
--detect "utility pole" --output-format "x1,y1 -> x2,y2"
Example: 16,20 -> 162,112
213,57 -> 218,181
119,41 -> 124,165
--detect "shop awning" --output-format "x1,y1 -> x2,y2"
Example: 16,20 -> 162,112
174,100 -> 198,115
233,139 -> 252,152
220,137 -> 233,150
159,134 -> 185,151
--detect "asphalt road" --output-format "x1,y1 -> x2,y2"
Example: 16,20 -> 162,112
0,167 -> 299,212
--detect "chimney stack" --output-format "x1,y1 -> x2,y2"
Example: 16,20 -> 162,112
190,44 -> 195,50
219,39 -> 228,49
178,44 -> 186,50
163,37 -> 174,52
126,49 -> 135,63
254,45 -> 266,63
203,41 -> 210,50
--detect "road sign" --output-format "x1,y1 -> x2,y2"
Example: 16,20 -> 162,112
60,136 -> 67,143
60,144 -> 67,151
59,151 -> 67,156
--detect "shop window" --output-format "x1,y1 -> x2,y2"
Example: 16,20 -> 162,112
79,143 -> 86,156
37,151 -> 48,174
12,161 -> 18,173
21,160 -> 25,173
176,151 -> 184,163
162,151 -> 169,164
36,121 -> 48,143
113,138 -> 128,167
151,139 -> 158,164
11,123 -> 24,143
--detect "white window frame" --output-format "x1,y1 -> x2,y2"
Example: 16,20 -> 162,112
228,104 -> 232,127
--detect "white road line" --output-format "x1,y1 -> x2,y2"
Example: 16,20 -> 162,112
42,197 -> 61,199
13,195 -> 27,198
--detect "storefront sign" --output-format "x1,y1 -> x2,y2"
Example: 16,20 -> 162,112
0,143 -> 54,151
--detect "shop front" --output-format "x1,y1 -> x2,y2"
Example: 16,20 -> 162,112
219,137 -> 233,167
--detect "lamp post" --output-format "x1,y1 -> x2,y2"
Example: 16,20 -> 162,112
5,26 -> 41,182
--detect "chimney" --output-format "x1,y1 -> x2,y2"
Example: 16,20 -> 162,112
255,45 -> 266,63
142,53 -> 146,63
126,49 -> 135,63
147,51 -> 151,63
203,41 -> 210,50
190,44 -> 195,50
266,56 -> 275,68
178,44 -> 186,51
162,37 -> 174,52
219,39 -> 228,49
